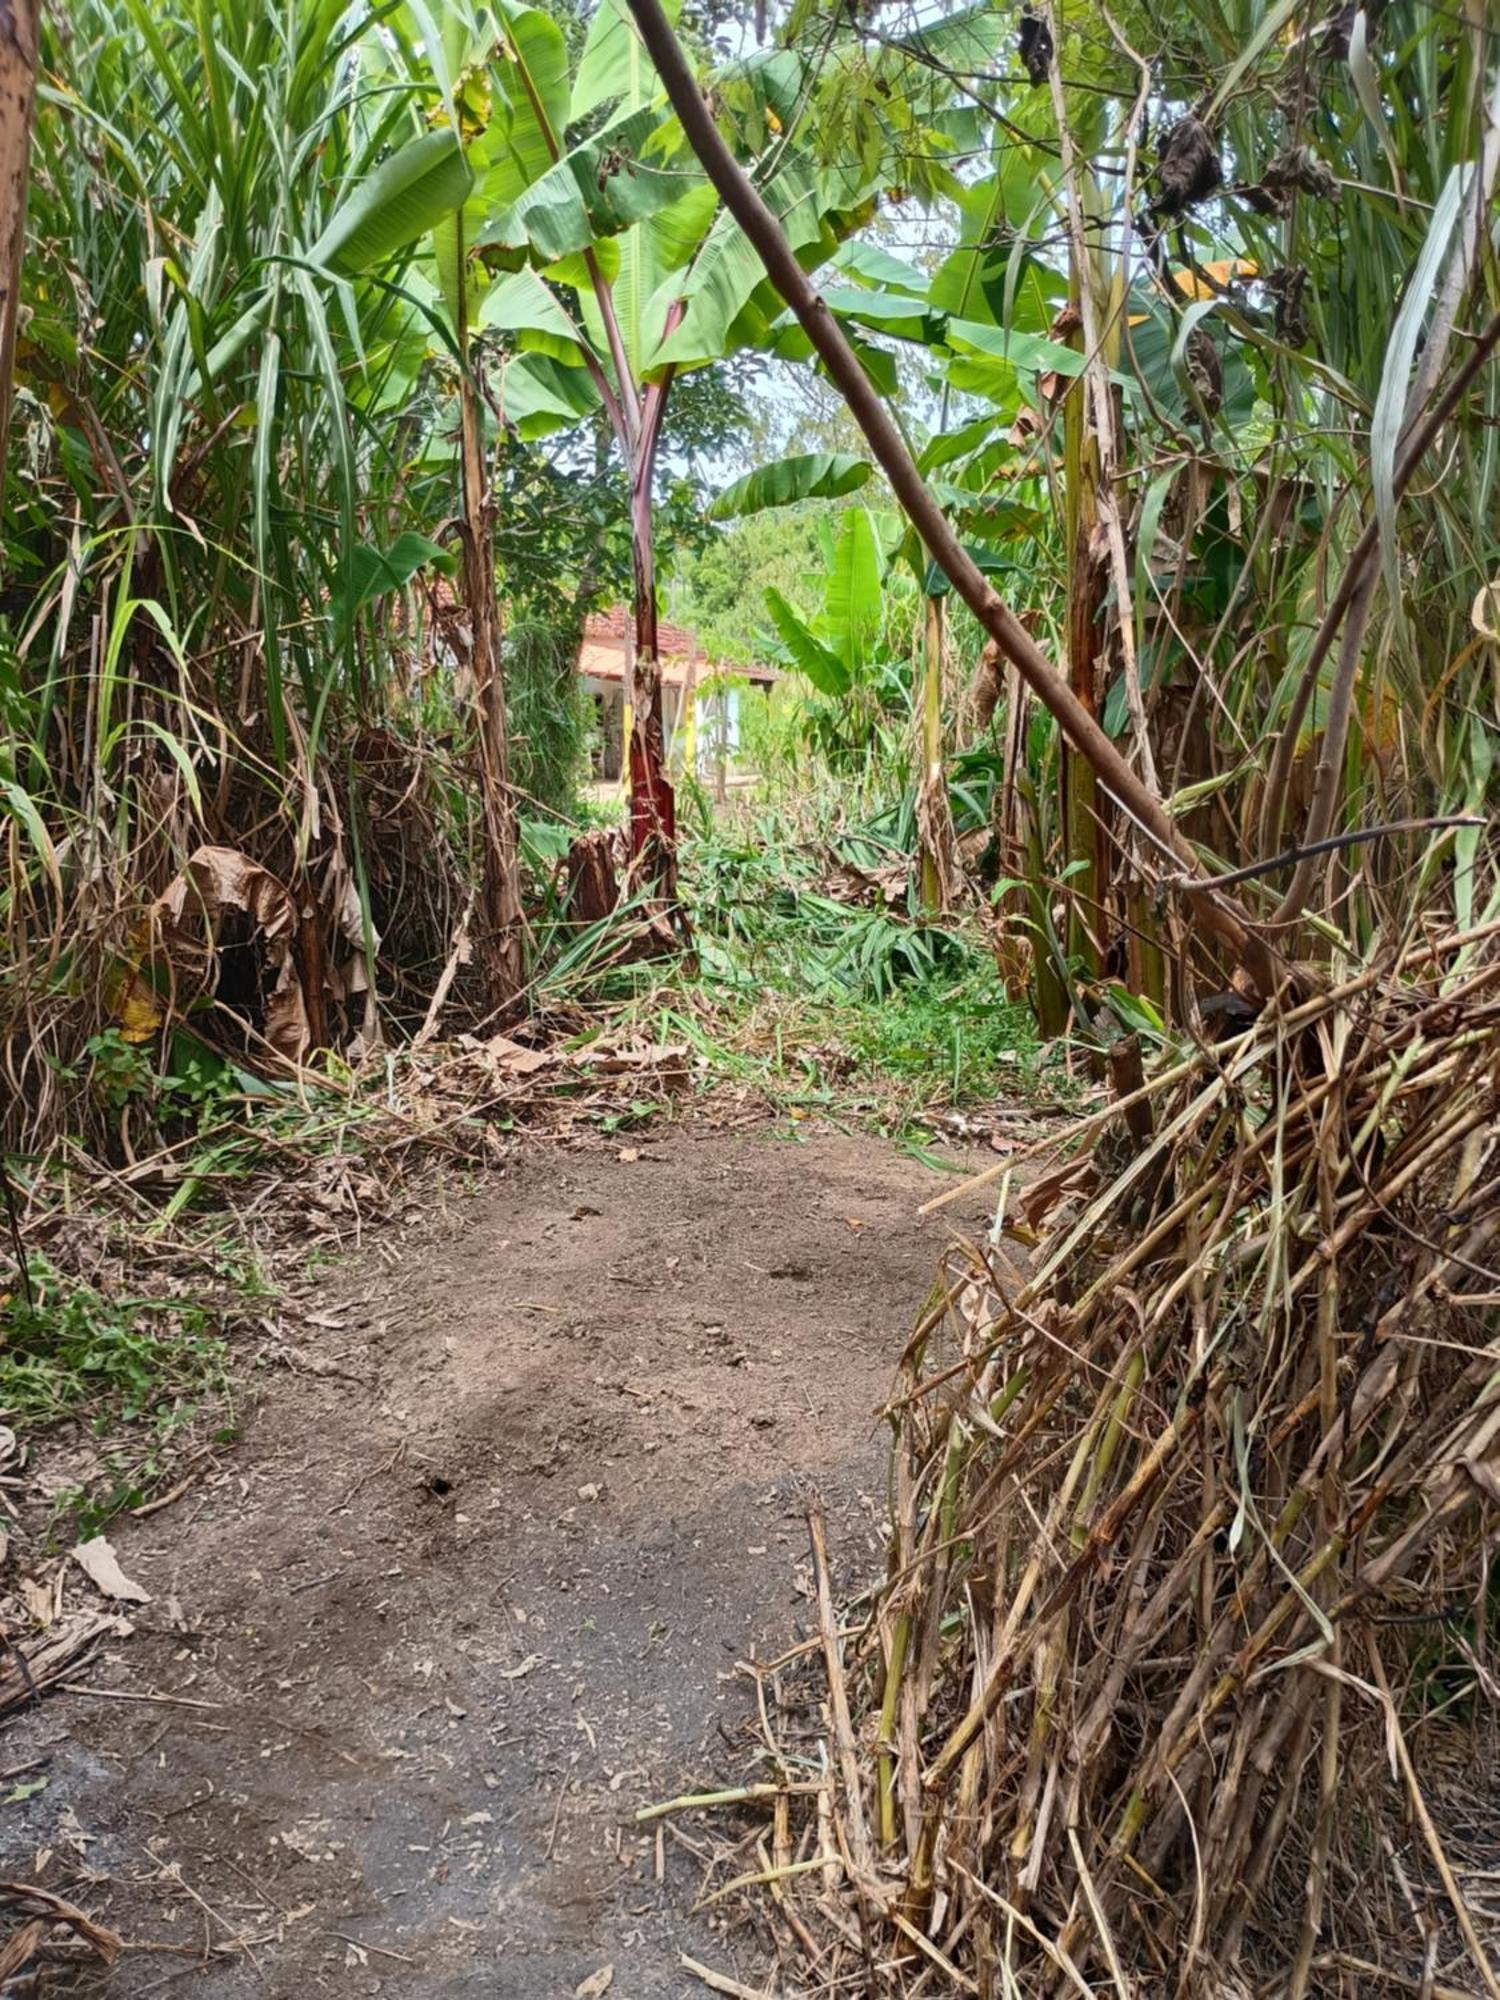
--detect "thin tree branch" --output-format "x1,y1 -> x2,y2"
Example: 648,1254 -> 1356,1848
1167,814 -> 1484,896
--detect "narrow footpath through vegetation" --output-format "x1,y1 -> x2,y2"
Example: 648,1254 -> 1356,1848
3,1124 -> 994,1997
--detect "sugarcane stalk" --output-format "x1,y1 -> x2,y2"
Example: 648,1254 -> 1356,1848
875,1609 -> 910,1853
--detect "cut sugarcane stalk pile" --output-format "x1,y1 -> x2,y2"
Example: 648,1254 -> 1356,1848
728,924 -> 1500,1996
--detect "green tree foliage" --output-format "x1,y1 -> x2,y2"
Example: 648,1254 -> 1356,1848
670,508 -> 826,664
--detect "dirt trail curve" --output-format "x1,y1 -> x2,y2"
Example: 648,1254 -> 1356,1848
3,1125 -> 994,1996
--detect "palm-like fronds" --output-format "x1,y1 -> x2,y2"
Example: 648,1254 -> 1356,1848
2,0 -> 478,1144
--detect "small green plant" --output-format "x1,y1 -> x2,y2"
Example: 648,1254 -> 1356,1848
831,970 -> 1036,1106
0,1257 -> 230,1433
159,1035 -> 241,1131
85,1027 -> 243,1138
84,1029 -> 155,1113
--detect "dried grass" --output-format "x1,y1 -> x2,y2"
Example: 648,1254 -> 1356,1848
722,921 -> 1500,1996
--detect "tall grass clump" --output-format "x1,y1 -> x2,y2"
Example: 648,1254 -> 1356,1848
0,0 -> 514,1151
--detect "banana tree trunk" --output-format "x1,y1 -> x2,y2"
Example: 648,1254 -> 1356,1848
626,452 -> 676,899
0,0 -> 39,475
625,362 -> 682,907
915,594 -> 957,917
456,276 -> 524,1010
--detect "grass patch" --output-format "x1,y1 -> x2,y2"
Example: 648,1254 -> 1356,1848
0,1261 -> 230,1430
0,1251 -> 249,1534
826,967 -> 1036,1108
582,820 -> 1061,1134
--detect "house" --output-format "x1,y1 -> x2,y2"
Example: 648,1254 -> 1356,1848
577,606 -> 776,782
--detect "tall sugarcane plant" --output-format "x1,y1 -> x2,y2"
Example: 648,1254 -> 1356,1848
2,0 -> 503,1128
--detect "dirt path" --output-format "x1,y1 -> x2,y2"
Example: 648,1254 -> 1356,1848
4,1124 -> 993,1996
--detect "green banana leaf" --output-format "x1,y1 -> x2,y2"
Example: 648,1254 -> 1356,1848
708,452 -> 872,521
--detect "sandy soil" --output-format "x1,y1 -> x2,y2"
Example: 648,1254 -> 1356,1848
1,1123 -> 995,1997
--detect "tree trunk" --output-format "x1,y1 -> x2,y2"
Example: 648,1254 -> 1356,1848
0,0 -> 39,477
456,269 -> 524,1011
626,429 -> 678,903
566,827 -> 621,926
915,595 -> 958,917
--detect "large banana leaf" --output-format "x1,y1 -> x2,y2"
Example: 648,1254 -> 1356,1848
421,4 -> 569,327
832,239 -> 930,297
824,506 -> 882,677
650,152 -> 829,372
476,266 -> 582,345
609,181 -> 716,380
817,284 -> 939,342
709,452 -> 871,521
501,350 -> 602,436
570,0 -> 680,124
479,103 -> 685,263
928,154 -> 1050,325
489,4 -> 570,195
559,179 -> 716,384
764,587 -> 851,697
945,318 -> 1120,384
310,131 -> 474,275
887,0 -> 1002,71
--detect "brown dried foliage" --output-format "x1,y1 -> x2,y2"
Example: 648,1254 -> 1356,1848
729,925 -> 1500,1995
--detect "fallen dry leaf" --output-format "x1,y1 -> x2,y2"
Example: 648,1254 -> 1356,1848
482,1033 -> 552,1076
153,846 -> 309,1061
71,1537 -> 150,1605
21,1573 -> 58,1628
575,1969 -> 614,1999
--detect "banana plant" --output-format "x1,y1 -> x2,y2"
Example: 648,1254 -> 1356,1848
409,0 -> 900,902
759,504 -> 923,791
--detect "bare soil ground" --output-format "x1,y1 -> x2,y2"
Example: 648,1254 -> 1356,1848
1,1122 -> 994,1997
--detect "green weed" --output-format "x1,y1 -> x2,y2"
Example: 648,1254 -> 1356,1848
599,815 -> 1055,1130
827,970 -> 1036,1108
0,1257 -> 232,1435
